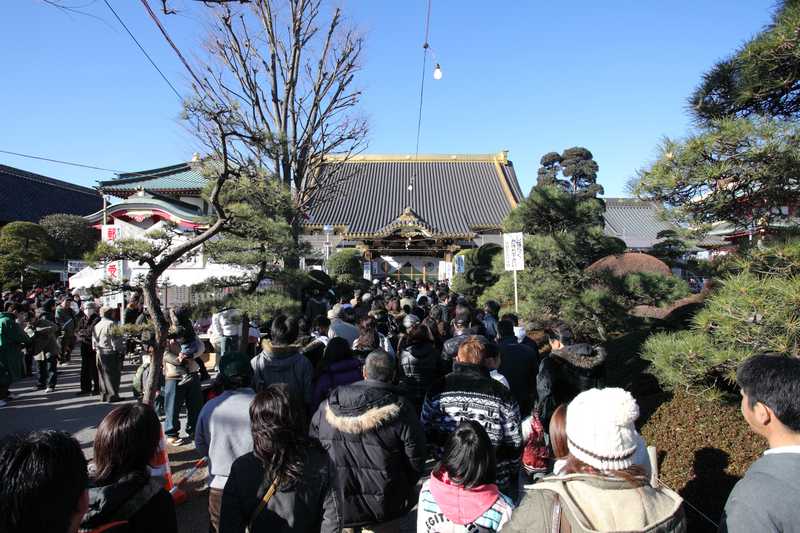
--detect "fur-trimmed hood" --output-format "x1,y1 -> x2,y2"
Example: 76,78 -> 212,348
258,340 -> 302,358
552,343 -> 607,369
323,380 -> 403,434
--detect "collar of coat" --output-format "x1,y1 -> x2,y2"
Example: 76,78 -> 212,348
323,396 -> 401,434
260,340 -> 302,357
551,344 -> 607,369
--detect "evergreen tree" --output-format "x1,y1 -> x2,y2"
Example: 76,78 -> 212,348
692,0 -> 800,122
0,222 -> 52,289
39,213 -> 97,261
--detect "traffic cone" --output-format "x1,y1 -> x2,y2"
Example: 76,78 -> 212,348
170,457 -> 208,506
149,429 -> 175,494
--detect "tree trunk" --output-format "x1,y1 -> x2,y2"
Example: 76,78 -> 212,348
142,273 -> 169,405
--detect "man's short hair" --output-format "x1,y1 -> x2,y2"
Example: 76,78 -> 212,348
0,431 -> 88,533
458,336 -> 488,365
364,350 -> 395,382
737,353 -> 800,432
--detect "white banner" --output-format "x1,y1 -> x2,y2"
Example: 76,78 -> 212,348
454,255 -> 465,274
503,232 -> 525,271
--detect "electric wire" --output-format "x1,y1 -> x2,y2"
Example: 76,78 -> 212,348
410,0 -> 433,195
0,149 -> 122,173
102,0 -> 183,100
139,0 -> 206,90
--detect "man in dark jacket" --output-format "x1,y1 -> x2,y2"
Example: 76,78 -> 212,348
310,350 -> 426,531
536,323 -> 606,428
440,310 -> 472,376
497,319 -> 539,417
251,316 -> 313,406
421,336 -> 522,496
75,302 -> 101,396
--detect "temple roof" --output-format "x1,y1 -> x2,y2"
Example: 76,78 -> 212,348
603,198 -> 675,250
306,153 -> 522,238
99,162 -> 205,198
0,164 -> 103,224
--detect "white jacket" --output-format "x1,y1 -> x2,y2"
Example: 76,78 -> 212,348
212,308 -> 241,337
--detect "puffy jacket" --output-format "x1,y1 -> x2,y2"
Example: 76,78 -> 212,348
503,473 -> 686,533
310,379 -> 426,527
420,363 -> 522,495
397,341 -> 439,411
79,471 -> 177,533
219,448 -> 341,533
440,332 -> 471,376
536,343 -> 607,427
497,337 -> 539,416
251,343 -> 313,405
311,357 -> 363,412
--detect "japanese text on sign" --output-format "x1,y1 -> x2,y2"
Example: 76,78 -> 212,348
503,232 -> 525,271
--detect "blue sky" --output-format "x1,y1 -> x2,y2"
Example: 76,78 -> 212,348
1,1 -> 775,196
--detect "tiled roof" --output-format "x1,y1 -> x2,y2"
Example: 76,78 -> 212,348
306,153 -> 522,238
0,164 -> 102,224
603,198 -> 675,250
99,163 -> 206,198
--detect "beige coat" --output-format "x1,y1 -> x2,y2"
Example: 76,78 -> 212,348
504,473 -> 686,533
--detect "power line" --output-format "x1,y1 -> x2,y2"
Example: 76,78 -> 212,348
139,0 -> 206,90
102,0 -> 183,100
0,149 -> 122,173
409,0 -> 433,195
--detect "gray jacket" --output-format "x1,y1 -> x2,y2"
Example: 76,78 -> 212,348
251,342 -> 313,405
195,389 -> 256,490
720,451 -> 800,533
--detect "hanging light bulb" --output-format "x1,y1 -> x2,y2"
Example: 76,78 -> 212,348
433,63 -> 443,80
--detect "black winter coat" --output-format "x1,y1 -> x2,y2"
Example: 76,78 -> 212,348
219,448 -> 341,533
397,341 -> 439,410
440,332 -> 471,376
310,379 -> 427,527
536,343 -> 607,427
80,471 -> 177,533
497,336 -> 539,416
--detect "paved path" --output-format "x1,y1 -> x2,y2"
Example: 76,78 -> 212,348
0,354 -> 209,533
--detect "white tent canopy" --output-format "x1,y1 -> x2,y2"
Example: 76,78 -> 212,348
68,266 -> 105,290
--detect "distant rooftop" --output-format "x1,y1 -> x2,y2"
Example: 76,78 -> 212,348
0,164 -> 102,224
99,162 -> 206,198
603,197 -> 675,250
306,152 -> 522,238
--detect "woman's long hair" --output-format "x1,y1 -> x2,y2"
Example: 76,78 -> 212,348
354,316 -> 379,350
320,337 -> 353,370
93,404 -> 161,486
250,384 -> 314,487
560,454 -> 647,485
549,404 -> 569,459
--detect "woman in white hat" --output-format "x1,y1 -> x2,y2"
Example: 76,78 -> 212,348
505,387 -> 687,532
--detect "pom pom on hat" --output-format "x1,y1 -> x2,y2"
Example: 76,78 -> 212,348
566,388 -> 640,471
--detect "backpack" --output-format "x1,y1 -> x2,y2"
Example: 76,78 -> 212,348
522,408 -> 550,474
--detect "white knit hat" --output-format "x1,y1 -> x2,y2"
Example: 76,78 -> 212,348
566,388 -> 640,471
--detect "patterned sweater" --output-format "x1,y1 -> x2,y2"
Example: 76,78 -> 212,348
420,363 -> 523,493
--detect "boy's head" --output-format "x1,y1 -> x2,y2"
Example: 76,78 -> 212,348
737,354 -> 800,439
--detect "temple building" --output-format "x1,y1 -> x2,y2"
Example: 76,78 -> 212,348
303,152 -> 523,280
72,152 -> 685,291
0,164 -> 102,227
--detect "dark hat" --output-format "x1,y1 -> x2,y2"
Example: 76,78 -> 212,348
219,351 -> 253,381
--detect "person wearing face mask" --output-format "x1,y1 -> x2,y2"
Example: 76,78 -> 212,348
75,302 -> 101,396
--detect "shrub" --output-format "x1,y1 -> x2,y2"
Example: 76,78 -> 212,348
327,249 -> 363,291
642,272 -> 800,393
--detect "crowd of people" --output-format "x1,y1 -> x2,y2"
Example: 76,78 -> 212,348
1,280 -> 800,533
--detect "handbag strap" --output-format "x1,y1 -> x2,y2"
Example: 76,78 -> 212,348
550,493 -> 572,533
247,475 -> 280,532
